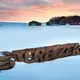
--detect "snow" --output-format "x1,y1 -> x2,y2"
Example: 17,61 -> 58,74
0,56 -> 80,80
10,58 -> 15,61
0,24 -> 80,52
0,52 -> 4,56
0,24 -> 80,80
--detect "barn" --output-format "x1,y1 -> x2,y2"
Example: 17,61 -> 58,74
29,21 -> 41,26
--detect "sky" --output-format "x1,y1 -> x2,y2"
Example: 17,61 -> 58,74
0,0 -> 80,22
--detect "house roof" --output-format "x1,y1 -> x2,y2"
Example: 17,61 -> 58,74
29,21 -> 41,24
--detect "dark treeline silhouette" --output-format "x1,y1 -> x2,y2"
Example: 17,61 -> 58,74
46,15 -> 80,26
0,15 -> 80,26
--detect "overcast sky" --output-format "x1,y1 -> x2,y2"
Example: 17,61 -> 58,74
0,0 -> 80,22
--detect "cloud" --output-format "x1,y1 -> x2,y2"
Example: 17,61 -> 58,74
62,0 -> 80,4
61,0 -> 80,13
0,0 -> 51,10
0,0 -> 80,22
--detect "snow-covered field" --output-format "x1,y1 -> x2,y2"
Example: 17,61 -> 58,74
0,24 -> 80,80
0,24 -> 80,52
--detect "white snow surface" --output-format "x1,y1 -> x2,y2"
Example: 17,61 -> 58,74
0,56 -> 80,80
10,58 -> 15,61
0,52 -> 4,56
0,25 -> 80,52
0,24 -> 80,80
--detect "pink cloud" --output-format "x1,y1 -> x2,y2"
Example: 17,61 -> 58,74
0,0 -> 26,3
0,0 -> 80,22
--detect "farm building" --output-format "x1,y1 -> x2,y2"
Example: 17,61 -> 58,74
29,21 -> 41,26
